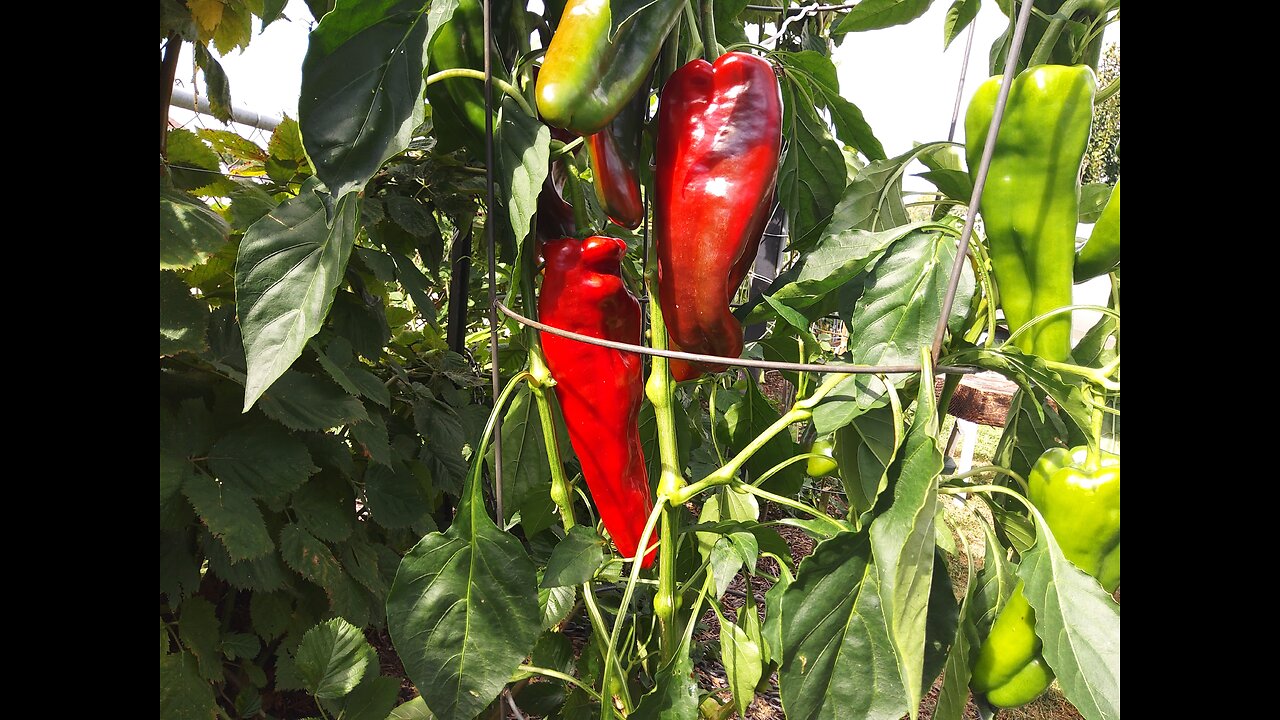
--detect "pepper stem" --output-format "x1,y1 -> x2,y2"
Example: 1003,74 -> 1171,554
644,223 -> 685,661
701,0 -> 721,61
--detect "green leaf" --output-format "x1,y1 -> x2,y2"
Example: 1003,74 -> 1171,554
542,526 -> 606,588
742,223 -> 921,322
868,359 -> 944,716
539,583 -> 577,631
993,390 -> 1076,483
209,421 -> 318,501
326,674 -> 402,720
167,128 -> 223,192
293,473 -> 357,542
775,52 -> 885,161
815,229 -> 974,431
312,338 -> 392,408
496,96 -> 551,245
1079,182 -> 1113,223
160,186 -> 229,270
721,615 -> 762,716
262,0 -> 289,28
281,523 -> 345,588
184,470 -> 274,561
916,169 -> 973,203
724,378 -> 804,496
832,402 -> 902,519
389,696 -> 437,719
387,452 -> 540,720
943,0 -> 981,49
835,0 -> 937,33
295,617 -> 377,699
159,652 -> 217,720
490,385 -> 556,535
364,461 -> 433,529
201,528 -> 291,591
762,564 -> 791,672
237,179 -> 360,410
951,346 -> 1093,439
779,79 -> 848,250
251,592 -> 294,642
259,370 -> 370,431
160,271 -> 209,357
298,0 -> 439,199
342,540 -> 390,597
179,597 -> 223,681
778,532 -> 905,720
221,632 -> 260,661
631,635 -> 698,720
389,250 -> 441,326
830,147 -> 918,235
922,553 -> 959,686
193,43 -> 232,123
160,530 -> 202,602
1019,515 -> 1120,720
713,0 -> 748,46
352,411 -> 394,467
709,531 -> 759,598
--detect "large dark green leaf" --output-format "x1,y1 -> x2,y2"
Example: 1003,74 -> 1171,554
184,471 -> 274,561
778,79 -> 847,251
237,179 -> 360,410
724,378 -> 804,497
775,52 -> 885,162
835,0 -> 937,33
1020,514 -> 1120,720
209,421 -> 318,502
631,635 -> 698,720
178,596 -> 223,681
387,450 -> 540,720
868,359 -> 943,716
490,385 -> 556,535
160,271 -> 209,356
778,532 -> 905,720
299,0 -> 443,200
293,473 -> 358,543
542,526 -> 605,588
258,370 -> 370,431
312,338 -> 392,408
742,223 -> 922,323
159,652 -> 217,720
294,617 -> 377,699
364,461 -> 433,530
160,186 -> 229,270
832,402 -> 902,521
720,613 -> 762,716
496,96 -> 550,246
193,43 -> 232,123
814,229 -> 974,432
713,0 -> 749,46
326,675 -> 402,720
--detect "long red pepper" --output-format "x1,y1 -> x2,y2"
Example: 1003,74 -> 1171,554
538,236 -> 656,567
655,53 -> 782,381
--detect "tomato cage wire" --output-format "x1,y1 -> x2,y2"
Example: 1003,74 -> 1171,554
479,0 -> 1041,509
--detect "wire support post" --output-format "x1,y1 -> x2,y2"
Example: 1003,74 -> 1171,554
483,0 -> 504,520
930,0 -> 1038,362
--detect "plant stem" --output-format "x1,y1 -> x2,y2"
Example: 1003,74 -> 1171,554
1028,0 -> 1089,67
735,481 -> 848,532
600,501 -> 666,720
1095,75 -> 1119,104
683,2 -> 704,62
425,69 -> 536,116
944,464 -> 1030,495
160,33 -> 181,165
518,665 -> 603,701
701,0 -> 721,60
645,237 -> 685,661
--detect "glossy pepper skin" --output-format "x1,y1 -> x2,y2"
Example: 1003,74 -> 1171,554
970,583 -> 1056,708
1074,179 -> 1120,281
656,53 -> 782,381
966,65 -> 1095,363
536,0 -> 682,135
586,83 -> 647,229
805,437 -> 838,477
971,445 -> 1119,707
539,236 -> 656,567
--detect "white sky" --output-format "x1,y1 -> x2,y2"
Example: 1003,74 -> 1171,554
173,0 -> 1117,155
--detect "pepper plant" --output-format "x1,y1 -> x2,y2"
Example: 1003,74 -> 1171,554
160,1 -> 1120,718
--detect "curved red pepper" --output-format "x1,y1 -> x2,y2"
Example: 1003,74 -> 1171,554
539,236 -> 656,567
586,84 -> 647,230
655,53 -> 782,381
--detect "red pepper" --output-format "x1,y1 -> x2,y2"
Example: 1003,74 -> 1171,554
655,53 -> 782,381
539,236 -> 656,567
585,79 -> 647,230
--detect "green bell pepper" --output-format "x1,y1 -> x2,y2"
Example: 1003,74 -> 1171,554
1074,178 -> 1120,282
535,0 -> 682,135
971,443 -> 1119,707
966,65 -> 1096,363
